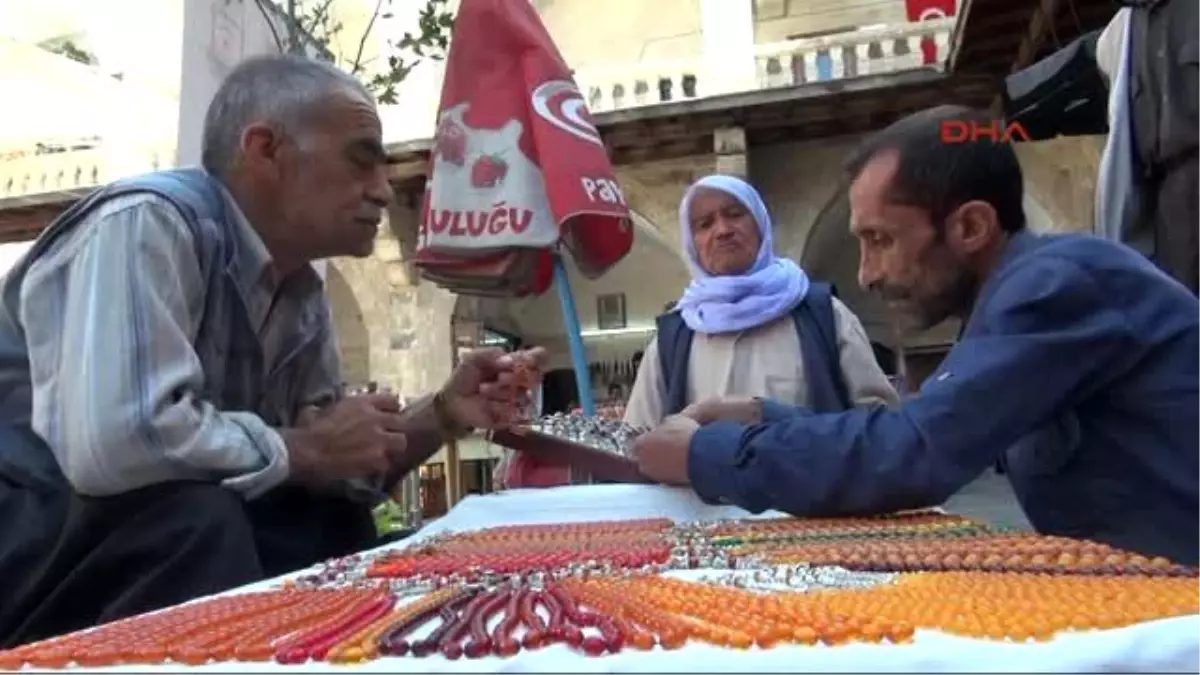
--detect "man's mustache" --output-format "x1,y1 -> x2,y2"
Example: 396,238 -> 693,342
355,210 -> 383,225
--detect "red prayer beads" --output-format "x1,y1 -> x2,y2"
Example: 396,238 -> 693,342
368,519 -> 675,580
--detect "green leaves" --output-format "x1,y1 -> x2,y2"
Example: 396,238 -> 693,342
280,0 -> 455,104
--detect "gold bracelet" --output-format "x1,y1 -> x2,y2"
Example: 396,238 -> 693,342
433,389 -> 470,440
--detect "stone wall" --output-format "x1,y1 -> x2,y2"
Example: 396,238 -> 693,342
326,198 -> 457,397
1015,135 -> 1106,233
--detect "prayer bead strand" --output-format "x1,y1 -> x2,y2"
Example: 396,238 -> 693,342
376,587 -> 462,656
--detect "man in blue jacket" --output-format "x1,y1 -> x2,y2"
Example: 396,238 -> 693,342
633,105 -> 1199,566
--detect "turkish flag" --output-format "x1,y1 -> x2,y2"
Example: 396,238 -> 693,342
905,0 -> 956,66
416,0 -> 633,282
904,0 -> 956,21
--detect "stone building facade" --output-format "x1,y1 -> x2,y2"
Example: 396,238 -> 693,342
327,132 -> 1106,400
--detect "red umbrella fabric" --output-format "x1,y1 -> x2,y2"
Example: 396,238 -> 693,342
415,0 -> 634,294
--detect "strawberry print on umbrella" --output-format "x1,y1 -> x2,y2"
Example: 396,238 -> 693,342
415,0 -> 637,489
470,153 -> 508,189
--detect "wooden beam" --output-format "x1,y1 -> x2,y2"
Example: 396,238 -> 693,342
386,158 -> 429,183
992,0 -> 1064,109
1012,0 -> 1065,73
944,0 -> 980,73
0,203 -> 73,243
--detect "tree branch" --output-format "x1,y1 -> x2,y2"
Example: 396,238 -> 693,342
275,0 -> 454,102
300,0 -> 336,37
252,0 -> 285,53
351,0 -> 386,75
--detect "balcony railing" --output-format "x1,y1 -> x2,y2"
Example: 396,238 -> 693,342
573,18 -> 957,115
754,18 -> 956,89
0,145 -> 173,201
577,58 -> 705,114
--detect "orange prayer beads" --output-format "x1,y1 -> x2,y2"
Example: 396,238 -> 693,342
710,510 -> 989,544
755,533 -> 1195,577
769,571 -> 1199,642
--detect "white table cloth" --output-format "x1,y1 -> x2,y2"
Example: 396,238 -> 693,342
26,485 -> 1200,673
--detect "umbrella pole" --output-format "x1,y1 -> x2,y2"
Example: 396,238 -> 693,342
551,254 -> 597,416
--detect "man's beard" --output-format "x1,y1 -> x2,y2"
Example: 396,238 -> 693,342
881,267 -> 978,332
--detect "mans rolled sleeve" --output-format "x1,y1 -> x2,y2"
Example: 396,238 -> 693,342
219,414 -> 290,498
20,194 -> 290,498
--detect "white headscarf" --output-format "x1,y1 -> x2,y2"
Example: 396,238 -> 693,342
674,175 -> 810,334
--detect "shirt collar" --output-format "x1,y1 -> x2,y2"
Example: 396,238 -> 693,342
960,229 -> 1042,335
214,181 -> 323,298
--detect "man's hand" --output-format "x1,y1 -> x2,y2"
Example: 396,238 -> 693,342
680,396 -> 763,425
285,393 -> 407,487
633,415 -> 700,486
441,347 -> 548,430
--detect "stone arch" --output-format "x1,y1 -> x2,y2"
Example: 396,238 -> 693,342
631,209 -> 680,257
325,263 -> 370,383
615,156 -> 715,256
800,188 -> 896,346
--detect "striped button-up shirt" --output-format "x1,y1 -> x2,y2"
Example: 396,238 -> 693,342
16,187 -> 341,499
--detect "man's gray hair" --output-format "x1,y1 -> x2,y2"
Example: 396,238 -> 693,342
201,54 -> 371,176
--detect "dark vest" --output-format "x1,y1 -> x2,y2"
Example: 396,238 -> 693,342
655,282 -> 851,416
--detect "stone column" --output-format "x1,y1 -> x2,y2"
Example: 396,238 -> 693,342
177,0 -> 284,167
700,0 -> 757,96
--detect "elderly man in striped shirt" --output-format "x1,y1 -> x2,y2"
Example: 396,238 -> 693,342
0,55 -> 543,648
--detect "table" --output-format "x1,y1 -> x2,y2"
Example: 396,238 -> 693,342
19,485 -> 1200,673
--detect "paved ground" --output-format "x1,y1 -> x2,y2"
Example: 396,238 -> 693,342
943,469 -> 1033,530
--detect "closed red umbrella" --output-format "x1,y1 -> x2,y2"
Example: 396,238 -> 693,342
414,0 -> 637,488
416,0 -> 633,292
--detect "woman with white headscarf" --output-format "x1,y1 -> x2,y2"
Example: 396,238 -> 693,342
624,175 -> 897,431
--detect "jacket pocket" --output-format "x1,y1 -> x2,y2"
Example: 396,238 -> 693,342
764,372 -> 802,406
